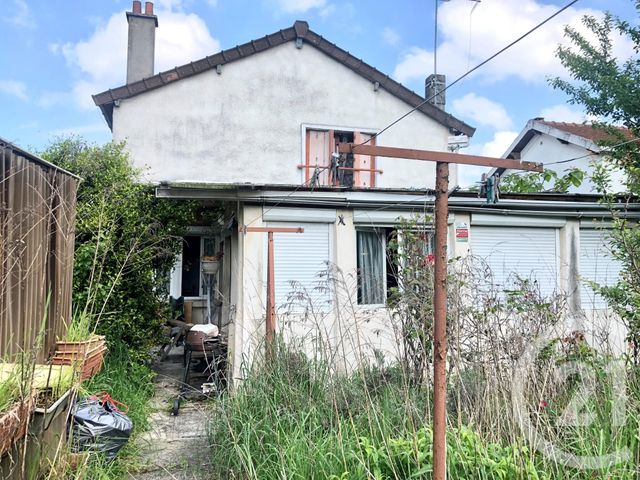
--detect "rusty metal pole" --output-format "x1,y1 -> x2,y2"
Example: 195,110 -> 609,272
432,161 -> 449,480
266,231 -> 276,347
240,226 -> 303,357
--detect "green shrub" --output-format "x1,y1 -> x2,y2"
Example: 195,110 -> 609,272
41,138 -> 204,357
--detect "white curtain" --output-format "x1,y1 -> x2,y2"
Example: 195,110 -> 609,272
357,230 -> 385,304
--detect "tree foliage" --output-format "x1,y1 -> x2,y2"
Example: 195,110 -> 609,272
550,3 -> 640,361
501,167 -> 585,193
41,138 -> 201,356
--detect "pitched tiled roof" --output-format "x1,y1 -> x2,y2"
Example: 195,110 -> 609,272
92,20 -> 475,136
538,120 -> 632,143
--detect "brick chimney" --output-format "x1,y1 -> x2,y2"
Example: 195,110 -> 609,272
126,1 -> 158,84
425,74 -> 446,110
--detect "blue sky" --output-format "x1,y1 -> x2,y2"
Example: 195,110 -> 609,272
0,0 -> 637,186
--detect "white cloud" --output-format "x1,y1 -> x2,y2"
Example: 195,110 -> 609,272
382,27 -> 400,47
319,4 -> 336,19
451,93 -> 513,131
0,80 -> 28,101
38,91 -> 72,108
393,0 -> 635,86
3,0 -> 35,28
539,104 -> 587,123
456,129 -> 519,187
393,47 -> 432,84
49,7 -> 220,110
275,0 -> 327,14
481,130 -> 519,157
458,165 -> 490,189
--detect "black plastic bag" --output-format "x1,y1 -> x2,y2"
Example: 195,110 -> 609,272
69,394 -> 133,461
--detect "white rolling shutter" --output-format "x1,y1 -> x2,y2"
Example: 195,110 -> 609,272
471,226 -> 559,298
580,229 -> 621,309
268,222 -> 331,313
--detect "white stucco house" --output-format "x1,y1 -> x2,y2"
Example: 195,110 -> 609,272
496,117 -> 629,194
93,3 -> 638,380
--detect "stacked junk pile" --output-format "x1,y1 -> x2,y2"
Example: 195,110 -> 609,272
162,254 -> 228,415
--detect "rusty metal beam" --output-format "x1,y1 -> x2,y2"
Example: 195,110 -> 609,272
337,143 -> 543,172
239,226 -> 304,234
297,164 -> 384,174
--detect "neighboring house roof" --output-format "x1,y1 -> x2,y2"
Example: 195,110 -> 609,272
493,117 -> 632,177
93,21 -> 475,137
536,120 -> 632,144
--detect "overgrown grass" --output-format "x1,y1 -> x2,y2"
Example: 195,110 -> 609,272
60,343 -> 155,479
208,343 -> 640,479
63,311 -> 95,343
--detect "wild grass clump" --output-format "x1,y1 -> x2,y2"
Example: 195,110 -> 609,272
207,342 -> 543,479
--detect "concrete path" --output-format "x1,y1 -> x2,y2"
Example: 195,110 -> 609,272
127,348 -> 215,480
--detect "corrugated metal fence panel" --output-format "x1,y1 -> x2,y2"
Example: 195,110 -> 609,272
0,146 -> 78,361
270,222 -> 331,313
580,229 -> 622,309
471,226 -> 559,298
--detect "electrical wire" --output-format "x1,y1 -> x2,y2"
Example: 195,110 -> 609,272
503,136 -> 640,177
358,0 -> 580,147
241,0 -> 582,227
241,165 -> 333,228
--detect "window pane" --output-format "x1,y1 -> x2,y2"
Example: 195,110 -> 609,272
203,237 -> 216,257
181,236 -> 201,297
357,230 -> 385,304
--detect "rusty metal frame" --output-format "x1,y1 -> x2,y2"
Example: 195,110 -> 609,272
338,143 -> 543,172
335,142 -> 542,480
297,164 -> 383,174
239,226 -> 304,350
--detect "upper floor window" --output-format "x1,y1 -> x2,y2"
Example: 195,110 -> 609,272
302,128 -> 379,188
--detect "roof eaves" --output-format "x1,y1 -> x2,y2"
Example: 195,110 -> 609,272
303,29 -> 475,137
92,21 -> 475,137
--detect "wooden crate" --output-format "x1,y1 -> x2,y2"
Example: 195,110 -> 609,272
51,336 -> 107,382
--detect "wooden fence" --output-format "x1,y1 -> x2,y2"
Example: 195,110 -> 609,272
0,140 -> 79,361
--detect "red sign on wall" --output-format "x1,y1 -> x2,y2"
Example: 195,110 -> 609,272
455,223 -> 469,242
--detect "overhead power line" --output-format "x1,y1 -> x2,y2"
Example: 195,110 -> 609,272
359,0 -> 580,146
242,0 -> 583,227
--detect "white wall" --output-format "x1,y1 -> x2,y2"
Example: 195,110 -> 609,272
229,204 -> 628,381
113,41 -> 452,190
512,132 -> 625,193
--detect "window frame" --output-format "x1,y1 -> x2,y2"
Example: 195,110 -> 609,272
356,227 -> 388,306
301,124 -> 379,188
356,226 -> 435,306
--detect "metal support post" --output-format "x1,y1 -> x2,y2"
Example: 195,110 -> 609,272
432,161 -> 449,480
